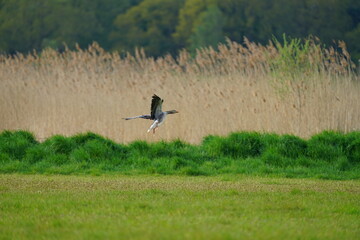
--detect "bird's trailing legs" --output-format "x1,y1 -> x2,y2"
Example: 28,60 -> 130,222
152,127 -> 158,134
147,127 -> 157,134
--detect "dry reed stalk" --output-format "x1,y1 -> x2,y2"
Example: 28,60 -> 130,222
0,41 -> 359,144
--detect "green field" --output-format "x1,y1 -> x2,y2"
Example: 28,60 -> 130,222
0,174 -> 359,239
1,130 -> 360,239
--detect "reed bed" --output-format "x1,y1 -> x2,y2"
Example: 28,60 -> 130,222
0,39 -> 359,144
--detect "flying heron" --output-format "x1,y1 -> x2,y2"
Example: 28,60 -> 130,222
123,94 -> 179,133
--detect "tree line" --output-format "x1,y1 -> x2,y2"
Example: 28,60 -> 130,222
0,0 -> 359,60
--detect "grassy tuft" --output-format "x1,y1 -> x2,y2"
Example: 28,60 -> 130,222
279,135 -> 307,158
0,130 -> 360,179
307,131 -> 346,161
344,132 -> 360,163
0,130 -> 38,160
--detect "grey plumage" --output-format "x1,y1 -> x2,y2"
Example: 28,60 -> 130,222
123,94 -> 178,133
123,115 -> 151,120
150,94 -> 163,120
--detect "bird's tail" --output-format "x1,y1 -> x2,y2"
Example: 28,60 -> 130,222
123,114 -> 152,120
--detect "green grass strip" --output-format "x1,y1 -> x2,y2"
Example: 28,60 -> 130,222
0,130 -> 360,179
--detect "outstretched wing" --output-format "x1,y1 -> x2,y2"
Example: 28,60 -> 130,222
123,115 -> 152,120
150,94 -> 163,119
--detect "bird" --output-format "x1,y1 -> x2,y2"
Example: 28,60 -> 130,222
123,94 -> 179,134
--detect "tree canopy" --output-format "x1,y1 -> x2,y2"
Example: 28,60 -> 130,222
0,0 -> 359,60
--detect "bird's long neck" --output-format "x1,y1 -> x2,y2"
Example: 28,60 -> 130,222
165,110 -> 177,114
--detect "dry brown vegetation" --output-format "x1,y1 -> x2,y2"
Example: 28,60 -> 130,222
2,174 -> 359,194
0,39 -> 359,144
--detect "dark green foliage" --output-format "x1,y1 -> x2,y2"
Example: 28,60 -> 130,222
130,140 -> 204,165
296,157 -> 319,168
277,135 -> 307,159
260,133 -> 281,147
71,139 -> 111,163
43,135 -> 76,155
0,0 -> 139,53
69,135 -> 129,164
129,140 -> 150,155
225,132 -> 264,158
0,130 -> 360,179
0,153 -> 11,163
344,131 -> 360,163
347,139 -> 360,163
202,132 -> 264,158
202,135 -> 227,157
174,0 -> 360,61
0,130 -> 38,160
0,0 -> 359,60
307,131 -> 346,161
110,0 -> 184,57
71,132 -> 105,146
262,147 -> 292,167
25,145 -> 48,164
189,5 -> 225,53
336,157 -> 351,171
44,154 -> 69,166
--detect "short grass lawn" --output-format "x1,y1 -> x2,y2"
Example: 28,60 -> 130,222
0,174 -> 359,239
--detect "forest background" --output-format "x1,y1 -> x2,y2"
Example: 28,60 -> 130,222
0,0 -> 359,61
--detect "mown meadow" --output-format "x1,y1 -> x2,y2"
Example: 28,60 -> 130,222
1,130 -> 359,179
1,174 -> 359,240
